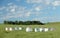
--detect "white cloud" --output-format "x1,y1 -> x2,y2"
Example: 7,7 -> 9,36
45,2 -> 50,5
6,4 -> 17,14
1,3 -> 32,20
10,8 -> 16,12
52,1 -> 60,6
26,0 -> 43,3
2,13 -> 23,20
44,0 -> 51,5
26,0 -> 53,5
51,0 -> 60,10
0,4 -> 25,20
8,3 -> 13,6
0,6 -> 6,10
25,12 -> 31,17
35,6 -> 42,11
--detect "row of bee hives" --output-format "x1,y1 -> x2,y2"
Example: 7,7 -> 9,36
5,27 -> 55,32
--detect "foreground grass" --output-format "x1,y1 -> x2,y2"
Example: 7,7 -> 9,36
0,23 -> 60,38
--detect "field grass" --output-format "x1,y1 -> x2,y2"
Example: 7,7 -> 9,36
0,22 -> 60,38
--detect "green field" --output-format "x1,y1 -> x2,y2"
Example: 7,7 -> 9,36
0,22 -> 60,38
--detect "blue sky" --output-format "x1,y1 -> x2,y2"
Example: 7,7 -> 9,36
0,0 -> 60,23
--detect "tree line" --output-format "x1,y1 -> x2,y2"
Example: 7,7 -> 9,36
4,21 -> 44,25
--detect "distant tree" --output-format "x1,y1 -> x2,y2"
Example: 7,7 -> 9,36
14,21 -> 18,25
19,21 -> 23,25
4,20 -> 45,25
4,20 -> 7,24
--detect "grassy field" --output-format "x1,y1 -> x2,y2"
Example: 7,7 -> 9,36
0,22 -> 60,38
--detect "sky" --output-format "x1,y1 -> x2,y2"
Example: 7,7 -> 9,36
0,0 -> 60,23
